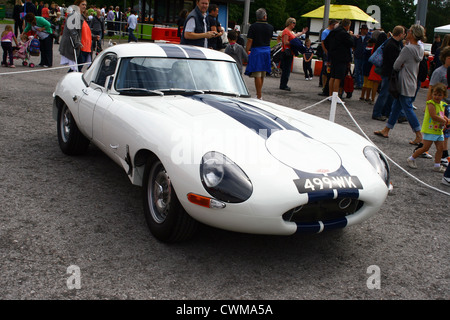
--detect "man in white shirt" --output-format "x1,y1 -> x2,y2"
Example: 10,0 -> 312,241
127,9 -> 137,42
180,0 -> 218,47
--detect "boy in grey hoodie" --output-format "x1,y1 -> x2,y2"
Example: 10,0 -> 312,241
225,30 -> 248,74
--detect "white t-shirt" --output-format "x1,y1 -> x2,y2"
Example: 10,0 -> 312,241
184,13 -> 207,48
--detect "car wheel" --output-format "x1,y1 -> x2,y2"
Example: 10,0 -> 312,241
57,103 -> 90,155
143,158 -> 198,243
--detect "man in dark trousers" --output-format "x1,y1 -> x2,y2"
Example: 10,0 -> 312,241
180,0 -> 218,48
324,18 -> 354,96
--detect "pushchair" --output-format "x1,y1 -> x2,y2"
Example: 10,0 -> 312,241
13,35 -> 38,68
270,42 -> 282,77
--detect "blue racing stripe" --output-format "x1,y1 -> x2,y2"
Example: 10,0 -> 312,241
183,46 -> 207,59
190,95 -> 284,138
157,43 -> 186,58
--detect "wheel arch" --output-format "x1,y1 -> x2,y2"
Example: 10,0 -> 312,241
52,95 -> 66,121
131,148 -> 158,186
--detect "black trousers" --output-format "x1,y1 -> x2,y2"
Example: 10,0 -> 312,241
39,35 -> 53,67
1,42 -> 14,65
279,53 -> 293,89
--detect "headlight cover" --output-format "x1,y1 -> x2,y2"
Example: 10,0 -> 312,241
364,146 -> 390,186
200,151 -> 253,203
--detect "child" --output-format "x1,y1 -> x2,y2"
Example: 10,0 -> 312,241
302,38 -> 314,80
360,38 -> 376,103
1,25 -> 19,68
14,34 -> 30,61
407,83 -> 449,172
225,30 -> 248,74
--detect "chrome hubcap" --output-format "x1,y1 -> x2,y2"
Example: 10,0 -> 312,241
149,164 -> 171,224
61,106 -> 71,143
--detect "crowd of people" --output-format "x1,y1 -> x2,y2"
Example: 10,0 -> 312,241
3,0 -> 137,69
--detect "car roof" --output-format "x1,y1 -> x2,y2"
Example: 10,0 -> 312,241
82,42 -> 237,86
101,42 -> 235,62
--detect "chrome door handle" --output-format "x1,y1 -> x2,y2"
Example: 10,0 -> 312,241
110,144 -> 119,149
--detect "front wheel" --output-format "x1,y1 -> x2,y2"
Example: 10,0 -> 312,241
143,158 -> 198,243
57,102 -> 90,155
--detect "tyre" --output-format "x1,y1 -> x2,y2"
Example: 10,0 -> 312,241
57,102 -> 90,155
143,158 -> 198,243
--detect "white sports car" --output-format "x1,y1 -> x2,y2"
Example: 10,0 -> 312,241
53,43 -> 390,242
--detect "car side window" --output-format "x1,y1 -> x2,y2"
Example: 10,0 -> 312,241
94,54 -> 118,87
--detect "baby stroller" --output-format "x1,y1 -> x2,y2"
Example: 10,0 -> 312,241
270,42 -> 282,77
13,36 -> 38,68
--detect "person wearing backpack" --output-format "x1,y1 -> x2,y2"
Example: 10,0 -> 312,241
371,26 -> 406,121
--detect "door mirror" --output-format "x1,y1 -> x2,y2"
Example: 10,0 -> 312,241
105,75 -> 114,91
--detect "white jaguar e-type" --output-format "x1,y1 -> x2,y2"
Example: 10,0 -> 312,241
53,43 -> 390,242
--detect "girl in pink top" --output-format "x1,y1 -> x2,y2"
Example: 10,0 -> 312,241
1,25 -> 19,67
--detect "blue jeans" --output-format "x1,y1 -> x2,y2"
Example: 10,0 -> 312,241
386,95 -> 421,132
372,76 -> 393,118
128,28 -> 137,42
353,58 -> 364,88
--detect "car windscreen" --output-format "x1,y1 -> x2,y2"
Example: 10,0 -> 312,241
115,57 -> 249,96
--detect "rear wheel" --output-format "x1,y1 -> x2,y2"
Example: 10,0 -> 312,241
57,103 -> 90,155
143,158 -> 198,243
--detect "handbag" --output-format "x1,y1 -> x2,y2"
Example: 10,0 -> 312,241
368,39 -> 389,68
388,70 -> 400,99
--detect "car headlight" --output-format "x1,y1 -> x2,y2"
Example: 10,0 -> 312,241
200,151 -> 253,203
364,146 -> 390,186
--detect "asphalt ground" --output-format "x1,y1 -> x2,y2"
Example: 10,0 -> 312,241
0,42 -> 448,303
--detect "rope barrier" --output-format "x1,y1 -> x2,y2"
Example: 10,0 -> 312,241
1,67 -> 448,196
0,62 -> 90,76
302,94 -> 450,197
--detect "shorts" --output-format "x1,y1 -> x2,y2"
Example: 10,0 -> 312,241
330,62 -> 347,80
249,71 -> 267,78
423,133 -> 444,142
363,76 -> 373,89
444,129 -> 450,139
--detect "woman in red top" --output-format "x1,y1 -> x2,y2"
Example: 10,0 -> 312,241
75,0 -> 92,72
279,17 -> 307,91
41,3 -> 50,19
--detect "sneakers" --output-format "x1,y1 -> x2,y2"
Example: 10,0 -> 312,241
419,152 -> 433,159
407,157 -> 417,168
433,166 -> 446,173
442,176 -> 450,186
441,157 -> 449,167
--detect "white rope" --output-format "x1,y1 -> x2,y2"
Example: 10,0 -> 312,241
338,97 -> 450,197
0,62 -> 90,76
299,94 -> 449,196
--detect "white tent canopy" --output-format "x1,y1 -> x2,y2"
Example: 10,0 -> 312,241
434,24 -> 450,33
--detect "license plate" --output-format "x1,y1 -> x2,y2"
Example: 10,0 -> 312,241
294,176 -> 363,193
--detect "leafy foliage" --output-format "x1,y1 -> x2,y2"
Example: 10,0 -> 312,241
229,0 -> 450,42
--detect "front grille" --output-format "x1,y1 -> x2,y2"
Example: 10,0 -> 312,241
282,198 -> 364,223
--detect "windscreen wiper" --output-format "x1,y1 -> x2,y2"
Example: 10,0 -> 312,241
202,90 -> 249,98
159,88 -> 205,95
117,88 -> 164,96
